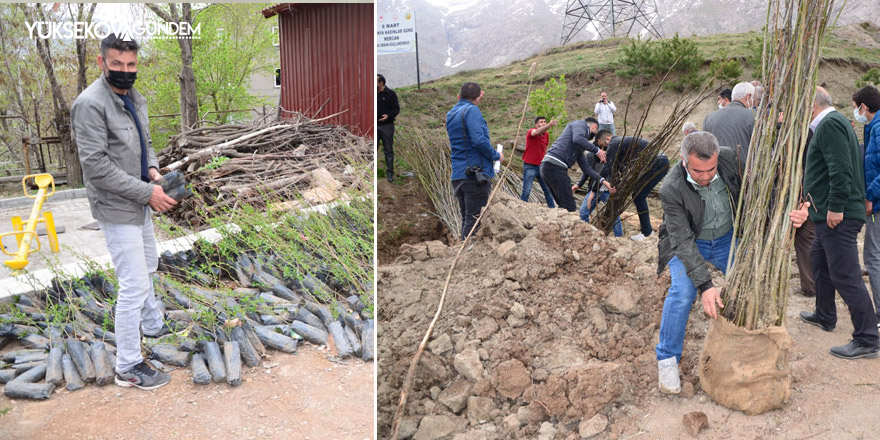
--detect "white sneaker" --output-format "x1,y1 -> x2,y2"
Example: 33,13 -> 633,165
658,357 -> 681,395
630,233 -> 646,241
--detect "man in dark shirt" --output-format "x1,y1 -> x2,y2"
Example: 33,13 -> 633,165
792,87 -> 879,360
539,117 -> 607,212
577,130 -> 669,239
377,74 -> 400,182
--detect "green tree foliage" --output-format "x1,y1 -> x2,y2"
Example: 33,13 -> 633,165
857,68 -> 880,87
708,51 -> 743,84
620,34 -> 744,91
620,34 -> 705,90
528,75 -> 568,140
139,3 -> 276,150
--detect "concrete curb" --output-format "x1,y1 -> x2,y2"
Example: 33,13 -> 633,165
0,197 -> 355,302
0,188 -> 88,210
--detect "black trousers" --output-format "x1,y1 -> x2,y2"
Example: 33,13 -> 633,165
540,161 -> 576,212
812,219 -> 880,348
453,177 -> 491,240
377,123 -> 395,176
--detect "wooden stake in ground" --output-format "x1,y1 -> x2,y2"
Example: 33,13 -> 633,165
390,62 -> 539,439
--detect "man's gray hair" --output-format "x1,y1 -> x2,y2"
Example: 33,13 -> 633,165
682,121 -> 697,134
753,86 -> 764,106
814,87 -> 833,107
731,82 -> 755,102
681,131 -> 720,163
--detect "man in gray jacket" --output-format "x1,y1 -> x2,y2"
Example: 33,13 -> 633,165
655,132 -> 742,395
703,81 -> 756,161
71,34 -> 177,390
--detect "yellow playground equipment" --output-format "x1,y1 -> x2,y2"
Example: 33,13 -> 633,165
1,174 -> 60,270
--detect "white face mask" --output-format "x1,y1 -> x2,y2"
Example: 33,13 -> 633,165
854,105 -> 869,124
685,165 -> 720,187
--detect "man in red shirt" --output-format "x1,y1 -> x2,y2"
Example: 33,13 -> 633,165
521,116 -> 557,208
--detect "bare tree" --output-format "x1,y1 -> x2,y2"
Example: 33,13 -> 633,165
145,3 -> 200,130
71,3 -> 97,95
21,4 -> 82,186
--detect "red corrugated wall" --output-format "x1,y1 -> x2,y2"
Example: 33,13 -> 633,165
277,3 -> 374,138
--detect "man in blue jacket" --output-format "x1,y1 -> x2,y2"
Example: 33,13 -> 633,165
447,82 -> 503,240
855,85 -> 880,328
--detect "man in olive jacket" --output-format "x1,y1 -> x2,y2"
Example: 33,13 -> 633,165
655,132 -> 742,395
794,87 -> 879,359
71,34 -> 177,390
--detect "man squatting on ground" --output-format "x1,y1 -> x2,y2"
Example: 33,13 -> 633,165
377,74 -> 400,182
655,132 -> 741,394
539,117 -> 607,212
575,150 -> 623,237
521,116 -> 557,208
447,82 -> 503,240
575,130 -> 670,241
791,87 -> 879,359
71,34 -> 177,390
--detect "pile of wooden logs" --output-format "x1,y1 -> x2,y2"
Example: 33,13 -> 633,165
156,114 -> 372,226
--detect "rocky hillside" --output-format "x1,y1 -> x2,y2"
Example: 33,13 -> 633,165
378,0 -> 880,86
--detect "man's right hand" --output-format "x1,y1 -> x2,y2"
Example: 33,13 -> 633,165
827,210 -> 843,229
549,119 -> 558,127
596,149 -> 607,163
790,202 -> 810,228
701,287 -> 724,319
149,185 -> 177,213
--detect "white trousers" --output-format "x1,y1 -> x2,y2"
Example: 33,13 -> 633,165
99,207 -> 164,373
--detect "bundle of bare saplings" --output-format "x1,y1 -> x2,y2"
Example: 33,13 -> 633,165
0,226 -> 374,400
155,112 -> 372,227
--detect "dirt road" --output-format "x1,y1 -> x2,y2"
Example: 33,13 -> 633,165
0,345 -> 374,440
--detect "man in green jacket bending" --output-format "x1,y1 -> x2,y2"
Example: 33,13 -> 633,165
792,87 -> 879,359
655,131 -> 742,394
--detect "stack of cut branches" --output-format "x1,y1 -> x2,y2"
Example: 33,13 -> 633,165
156,113 -> 372,226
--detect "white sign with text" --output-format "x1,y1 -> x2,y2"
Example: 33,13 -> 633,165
377,11 -> 415,55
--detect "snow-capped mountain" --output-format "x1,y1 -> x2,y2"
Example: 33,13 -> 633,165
377,0 -> 879,87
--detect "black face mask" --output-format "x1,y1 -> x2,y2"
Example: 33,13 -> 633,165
104,66 -> 137,90
588,130 -> 596,141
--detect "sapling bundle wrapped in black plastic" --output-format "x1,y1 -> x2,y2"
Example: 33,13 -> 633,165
1,181 -> 373,399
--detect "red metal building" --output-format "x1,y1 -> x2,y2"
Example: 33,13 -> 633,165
262,3 -> 374,137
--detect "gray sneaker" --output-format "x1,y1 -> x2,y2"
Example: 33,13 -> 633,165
658,357 -> 681,395
115,362 -> 171,390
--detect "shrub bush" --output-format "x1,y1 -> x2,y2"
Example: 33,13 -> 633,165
528,75 -> 568,139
